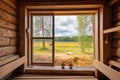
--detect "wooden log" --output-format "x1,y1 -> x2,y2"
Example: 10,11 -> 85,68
112,47 -> 120,58
0,18 -> 17,30
11,0 -> 17,5
113,12 -> 120,22
108,0 -> 118,6
0,46 -> 17,57
93,60 -> 120,80
0,1 -> 17,16
113,6 -> 120,14
0,37 -> 10,46
113,31 -> 120,39
2,0 -> 17,9
0,9 -> 17,24
0,28 -> 17,37
115,21 -> 120,26
10,38 -> 18,46
0,55 -> 19,66
112,40 -> 120,48
0,38 -> 17,46
108,60 -> 120,69
116,48 -> 120,57
0,56 -> 26,79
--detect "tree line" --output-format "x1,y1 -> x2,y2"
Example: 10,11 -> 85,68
55,36 -> 93,42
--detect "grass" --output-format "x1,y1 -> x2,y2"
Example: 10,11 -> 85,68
33,42 -> 94,66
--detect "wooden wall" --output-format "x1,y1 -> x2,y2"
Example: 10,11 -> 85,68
112,1 -> 120,62
0,0 -> 18,58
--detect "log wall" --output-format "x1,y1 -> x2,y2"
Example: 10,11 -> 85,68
0,0 -> 18,57
112,1 -> 120,61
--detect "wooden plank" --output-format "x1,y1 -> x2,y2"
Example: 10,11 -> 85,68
0,46 -> 17,57
26,5 -> 103,10
0,55 -> 19,66
0,1 -> 17,16
108,0 -> 118,6
0,28 -> 17,37
109,60 -> 120,69
93,60 -> 120,80
2,0 -> 17,9
103,26 -> 120,34
0,56 -> 26,79
0,9 -> 17,24
13,75 -> 98,80
0,18 -> 17,30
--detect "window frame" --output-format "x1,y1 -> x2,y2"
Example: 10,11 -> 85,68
28,10 -> 98,66
30,14 -> 54,66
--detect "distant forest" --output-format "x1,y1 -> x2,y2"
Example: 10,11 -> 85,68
55,36 -> 93,42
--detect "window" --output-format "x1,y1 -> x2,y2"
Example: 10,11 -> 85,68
31,15 -> 54,65
30,14 -> 95,66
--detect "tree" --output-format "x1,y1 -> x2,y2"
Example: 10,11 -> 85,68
77,15 -> 93,53
33,16 -> 52,48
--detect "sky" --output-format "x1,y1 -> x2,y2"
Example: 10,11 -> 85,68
55,16 -> 93,37
55,16 -> 78,37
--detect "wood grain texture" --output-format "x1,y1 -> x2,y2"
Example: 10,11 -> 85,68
0,1 -> 17,16
12,74 -> 98,80
112,1 -> 120,59
93,60 -> 120,80
0,28 -> 17,37
103,26 -> 120,34
2,0 -> 17,9
108,60 -> 120,69
0,56 -> 26,79
0,37 -> 10,46
0,55 -> 19,66
0,18 -> 17,30
0,46 -> 17,57
108,0 -> 118,6
0,10 -> 17,24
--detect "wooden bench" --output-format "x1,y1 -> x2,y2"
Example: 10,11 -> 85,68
93,60 -> 120,80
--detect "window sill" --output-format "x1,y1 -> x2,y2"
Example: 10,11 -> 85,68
25,66 -> 95,76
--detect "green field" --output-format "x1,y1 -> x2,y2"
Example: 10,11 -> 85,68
33,42 -> 94,66
33,42 -> 94,55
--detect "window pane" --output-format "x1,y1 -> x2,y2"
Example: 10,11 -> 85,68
55,15 -> 94,66
33,39 -> 53,63
32,16 -> 53,37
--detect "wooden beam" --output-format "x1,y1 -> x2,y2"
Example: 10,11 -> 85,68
0,56 -> 26,79
0,55 -> 19,66
26,4 -> 103,10
103,26 -> 120,34
93,60 -> 120,80
109,0 -> 118,6
109,60 -> 120,68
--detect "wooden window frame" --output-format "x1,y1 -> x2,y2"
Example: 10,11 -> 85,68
30,14 -> 54,66
28,10 -> 99,66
